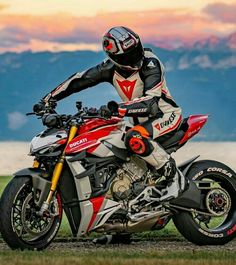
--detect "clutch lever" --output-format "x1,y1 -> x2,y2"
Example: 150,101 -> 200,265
26,112 -> 35,116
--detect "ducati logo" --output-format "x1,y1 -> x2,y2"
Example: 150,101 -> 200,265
69,138 -> 87,148
116,79 -> 137,100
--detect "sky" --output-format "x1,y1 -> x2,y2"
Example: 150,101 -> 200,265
0,0 -> 236,53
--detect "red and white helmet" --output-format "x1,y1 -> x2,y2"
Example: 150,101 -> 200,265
102,26 -> 144,70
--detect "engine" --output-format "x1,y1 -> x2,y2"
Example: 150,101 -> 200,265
110,156 -> 149,201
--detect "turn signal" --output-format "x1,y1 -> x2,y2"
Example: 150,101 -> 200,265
33,160 -> 40,168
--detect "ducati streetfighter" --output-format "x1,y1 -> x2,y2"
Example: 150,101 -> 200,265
0,100 -> 235,250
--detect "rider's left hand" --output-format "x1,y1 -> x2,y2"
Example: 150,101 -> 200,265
99,105 -> 112,118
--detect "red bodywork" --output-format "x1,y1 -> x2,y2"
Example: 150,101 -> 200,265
64,114 -> 208,154
78,117 -> 121,134
179,114 -> 208,145
87,196 -> 105,232
65,117 -> 121,154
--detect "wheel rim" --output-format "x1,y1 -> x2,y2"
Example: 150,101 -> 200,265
205,188 -> 231,217
11,181 -> 60,243
193,174 -> 236,234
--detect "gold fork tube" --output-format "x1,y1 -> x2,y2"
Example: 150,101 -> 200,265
50,156 -> 65,192
45,125 -> 78,204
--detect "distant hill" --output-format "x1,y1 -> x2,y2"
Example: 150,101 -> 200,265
0,46 -> 235,141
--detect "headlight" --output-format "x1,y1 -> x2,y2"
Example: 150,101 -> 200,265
42,114 -> 59,128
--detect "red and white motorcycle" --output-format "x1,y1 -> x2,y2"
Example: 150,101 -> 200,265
0,100 -> 236,250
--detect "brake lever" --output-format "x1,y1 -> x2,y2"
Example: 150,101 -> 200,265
26,111 -> 45,117
26,112 -> 35,116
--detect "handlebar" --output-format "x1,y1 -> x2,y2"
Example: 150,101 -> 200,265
26,100 -> 119,129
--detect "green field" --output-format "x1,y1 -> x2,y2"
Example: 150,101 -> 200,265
0,249 -> 236,265
0,176 -> 235,265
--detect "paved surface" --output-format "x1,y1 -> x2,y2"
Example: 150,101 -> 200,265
1,142 -> 236,175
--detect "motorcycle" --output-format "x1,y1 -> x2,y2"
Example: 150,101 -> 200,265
0,99 -> 235,250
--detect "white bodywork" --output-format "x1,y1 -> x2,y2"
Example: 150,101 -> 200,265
30,130 -> 67,153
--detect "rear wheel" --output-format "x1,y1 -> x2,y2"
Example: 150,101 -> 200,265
173,160 -> 236,245
0,176 -> 62,250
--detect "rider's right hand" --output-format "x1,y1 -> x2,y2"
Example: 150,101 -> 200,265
33,100 -> 45,114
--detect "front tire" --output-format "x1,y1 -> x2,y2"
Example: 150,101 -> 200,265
0,176 -> 62,250
173,160 -> 236,245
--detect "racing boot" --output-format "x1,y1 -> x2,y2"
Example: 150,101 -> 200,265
158,158 -> 186,201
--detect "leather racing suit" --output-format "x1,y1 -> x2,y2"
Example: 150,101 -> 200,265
43,48 -> 182,174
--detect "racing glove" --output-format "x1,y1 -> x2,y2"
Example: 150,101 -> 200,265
33,100 -> 45,114
99,105 -> 112,118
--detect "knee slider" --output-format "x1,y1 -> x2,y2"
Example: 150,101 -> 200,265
124,130 -> 153,156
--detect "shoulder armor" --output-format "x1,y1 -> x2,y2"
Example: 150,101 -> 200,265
143,51 -> 165,74
140,56 -> 163,78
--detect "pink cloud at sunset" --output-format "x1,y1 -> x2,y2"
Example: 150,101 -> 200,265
0,1 -> 235,53
203,2 -> 236,23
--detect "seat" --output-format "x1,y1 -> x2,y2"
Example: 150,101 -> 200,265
157,118 -> 189,150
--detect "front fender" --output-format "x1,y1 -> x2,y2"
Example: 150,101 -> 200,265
13,168 -> 51,207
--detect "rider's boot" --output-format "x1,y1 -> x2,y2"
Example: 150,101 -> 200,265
140,141 -> 186,201
157,158 -> 186,201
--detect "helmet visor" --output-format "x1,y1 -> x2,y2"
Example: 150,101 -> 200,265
110,42 -> 144,69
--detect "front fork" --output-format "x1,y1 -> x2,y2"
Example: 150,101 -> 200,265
37,125 -> 78,216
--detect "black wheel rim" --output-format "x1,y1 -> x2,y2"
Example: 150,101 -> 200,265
11,181 -> 60,243
193,173 -> 236,234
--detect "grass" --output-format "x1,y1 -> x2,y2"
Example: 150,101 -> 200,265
0,249 -> 235,265
0,176 -> 10,195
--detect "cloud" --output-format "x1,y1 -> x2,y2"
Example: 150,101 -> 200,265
203,3 -> 236,23
0,7 -> 235,52
8,111 -> 27,130
0,26 -> 30,48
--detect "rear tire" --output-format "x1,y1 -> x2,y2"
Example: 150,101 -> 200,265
173,160 -> 236,245
0,176 -> 62,250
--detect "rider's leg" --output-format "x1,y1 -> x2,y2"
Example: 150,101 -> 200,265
124,111 -> 185,201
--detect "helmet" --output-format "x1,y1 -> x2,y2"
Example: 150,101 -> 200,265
102,26 -> 144,70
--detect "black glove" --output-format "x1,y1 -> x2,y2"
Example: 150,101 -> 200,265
87,107 -> 98,116
107,101 -> 119,115
33,100 -> 45,114
99,105 -> 112,118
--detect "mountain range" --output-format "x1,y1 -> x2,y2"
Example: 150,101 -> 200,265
0,40 -> 235,141
188,31 -> 236,51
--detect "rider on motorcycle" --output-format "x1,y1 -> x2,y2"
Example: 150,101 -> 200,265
34,26 -> 185,202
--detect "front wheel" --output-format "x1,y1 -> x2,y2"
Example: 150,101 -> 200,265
0,176 -> 62,250
173,160 -> 236,245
